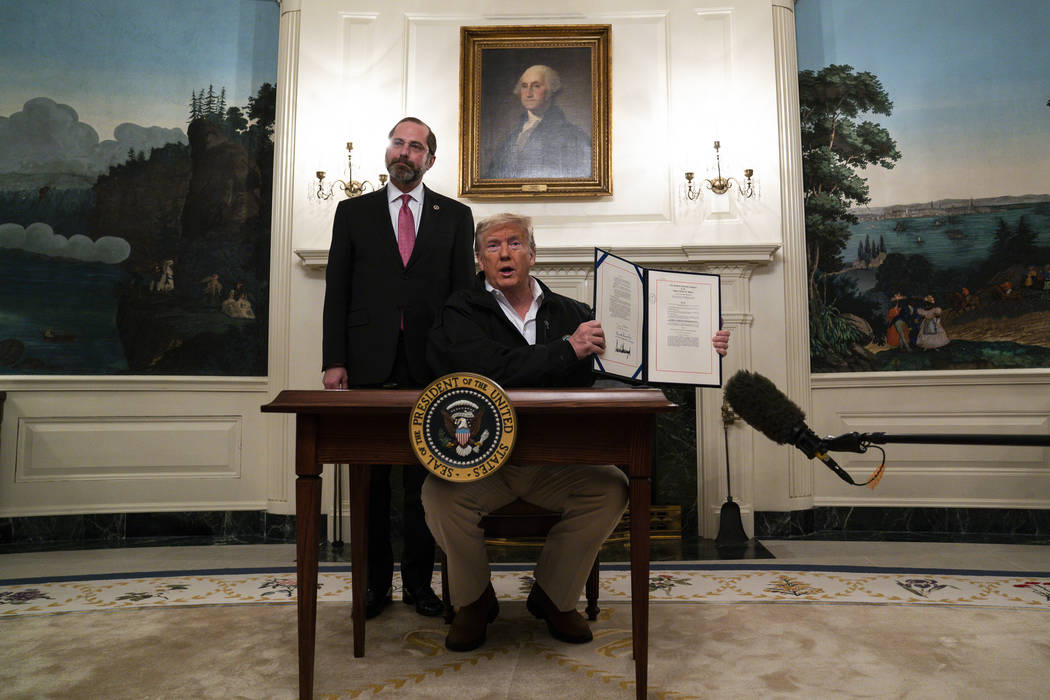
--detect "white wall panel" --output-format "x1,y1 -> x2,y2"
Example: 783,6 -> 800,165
0,391 -> 267,516
16,416 -> 241,481
810,373 -> 1050,510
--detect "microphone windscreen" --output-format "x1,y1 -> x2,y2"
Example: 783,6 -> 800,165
724,370 -> 807,445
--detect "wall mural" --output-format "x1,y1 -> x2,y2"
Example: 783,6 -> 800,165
795,0 -> 1050,372
0,1 -> 278,375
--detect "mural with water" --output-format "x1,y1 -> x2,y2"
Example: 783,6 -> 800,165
0,1 -> 278,375
795,0 -> 1050,372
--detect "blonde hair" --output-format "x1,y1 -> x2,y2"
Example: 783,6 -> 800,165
474,213 -> 536,253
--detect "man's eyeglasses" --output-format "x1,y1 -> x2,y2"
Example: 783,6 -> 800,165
389,138 -> 428,155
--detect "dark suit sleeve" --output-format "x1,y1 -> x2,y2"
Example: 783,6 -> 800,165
321,199 -> 353,370
449,205 -> 476,293
427,294 -> 585,388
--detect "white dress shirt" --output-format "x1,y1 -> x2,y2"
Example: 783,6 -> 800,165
485,276 -> 544,344
387,182 -> 424,241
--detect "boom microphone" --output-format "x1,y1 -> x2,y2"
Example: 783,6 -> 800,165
723,370 -> 856,485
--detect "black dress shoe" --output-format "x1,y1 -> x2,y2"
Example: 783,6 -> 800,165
365,586 -> 392,619
445,583 -> 499,652
526,582 -> 592,644
402,585 -> 443,617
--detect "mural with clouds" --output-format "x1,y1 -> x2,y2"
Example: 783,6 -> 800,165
0,0 -> 278,375
795,0 -> 1050,373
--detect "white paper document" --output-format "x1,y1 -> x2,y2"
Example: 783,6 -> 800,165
592,253 -> 644,380
593,249 -> 722,387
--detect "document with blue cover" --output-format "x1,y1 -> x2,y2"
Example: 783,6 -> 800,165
592,248 -> 722,387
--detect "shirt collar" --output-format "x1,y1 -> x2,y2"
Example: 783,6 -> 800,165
387,182 -> 425,205
484,276 -> 543,305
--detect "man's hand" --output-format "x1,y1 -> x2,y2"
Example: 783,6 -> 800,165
567,320 -> 605,359
323,366 -> 348,389
711,329 -> 730,357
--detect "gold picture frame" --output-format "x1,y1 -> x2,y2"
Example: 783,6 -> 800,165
458,24 -> 611,198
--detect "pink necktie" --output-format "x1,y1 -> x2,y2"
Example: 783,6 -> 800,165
397,194 -> 415,267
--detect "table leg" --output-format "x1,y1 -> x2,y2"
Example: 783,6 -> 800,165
294,414 -> 321,700
348,463 -> 370,657
295,474 -> 321,700
629,473 -> 650,700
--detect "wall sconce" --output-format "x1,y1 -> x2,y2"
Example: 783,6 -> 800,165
314,142 -> 386,200
684,141 -> 755,200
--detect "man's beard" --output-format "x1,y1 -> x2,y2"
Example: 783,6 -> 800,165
387,158 -> 421,184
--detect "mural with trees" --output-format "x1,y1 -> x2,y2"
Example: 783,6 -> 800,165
0,1 -> 278,375
796,1 -> 1050,373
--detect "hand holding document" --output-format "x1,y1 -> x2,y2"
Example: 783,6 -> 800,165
592,249 -> 722,387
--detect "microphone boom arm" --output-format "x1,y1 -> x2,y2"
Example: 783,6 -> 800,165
823,432 -> 1050,453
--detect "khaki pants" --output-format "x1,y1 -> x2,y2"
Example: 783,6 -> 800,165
422,463 -> 628,612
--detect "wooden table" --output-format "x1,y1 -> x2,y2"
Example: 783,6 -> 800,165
262,387 -> 676,700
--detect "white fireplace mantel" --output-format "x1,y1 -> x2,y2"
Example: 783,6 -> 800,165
294,243 -> 779,270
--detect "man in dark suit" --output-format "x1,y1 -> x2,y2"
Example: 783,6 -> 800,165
322,117 -> 476,619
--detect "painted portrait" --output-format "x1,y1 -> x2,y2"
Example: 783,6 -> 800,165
459,25 -> 611,198
480,51 -> 593,180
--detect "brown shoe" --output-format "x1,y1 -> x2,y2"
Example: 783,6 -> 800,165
445,582 -> 499,652
526,582 -> 592,644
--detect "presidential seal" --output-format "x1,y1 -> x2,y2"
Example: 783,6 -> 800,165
409,372 -> 516,482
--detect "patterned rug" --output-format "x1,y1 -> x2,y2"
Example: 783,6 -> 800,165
4,563 -> 1050,615
4,563 -> 1050,699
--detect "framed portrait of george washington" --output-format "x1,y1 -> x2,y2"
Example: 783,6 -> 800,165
458,24 -> 611,198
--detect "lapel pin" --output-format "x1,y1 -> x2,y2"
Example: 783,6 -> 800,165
433,204 -> 440,210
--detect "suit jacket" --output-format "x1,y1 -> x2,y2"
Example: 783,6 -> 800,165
322,184 -> 475,386
484,106 -> 592,179
427,272 -> 595,388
